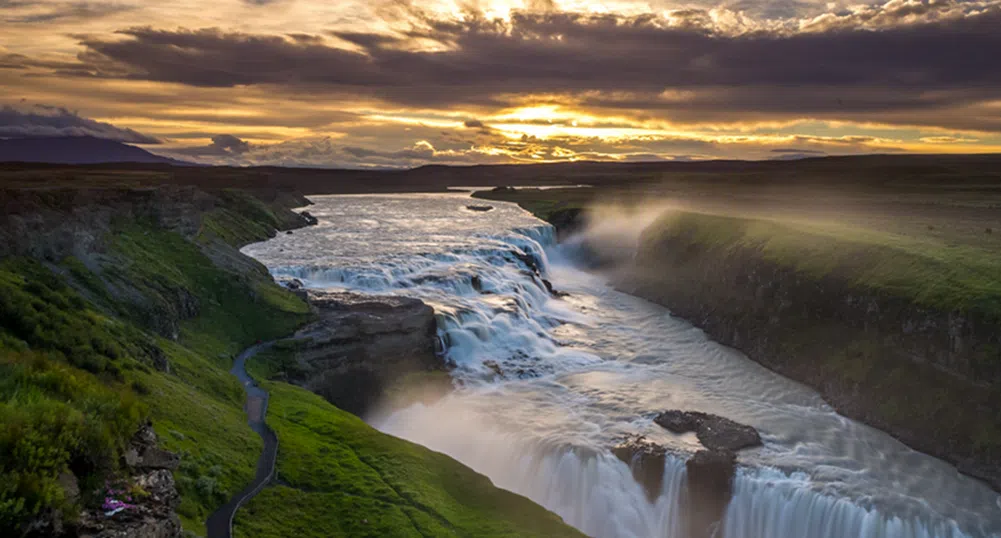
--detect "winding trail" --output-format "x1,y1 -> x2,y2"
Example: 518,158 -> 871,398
206,343 -> 278,538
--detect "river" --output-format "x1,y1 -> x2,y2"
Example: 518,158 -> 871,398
242,193 -> 1001,538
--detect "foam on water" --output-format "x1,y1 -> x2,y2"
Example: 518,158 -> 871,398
243,193 -> 1001,538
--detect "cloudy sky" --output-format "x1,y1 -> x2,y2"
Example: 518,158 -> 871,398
2,0 -> 1000,167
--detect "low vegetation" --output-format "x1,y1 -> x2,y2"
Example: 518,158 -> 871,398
0,258 -> 148,531
649,210 -> 1001,319
234,382 -> 584,538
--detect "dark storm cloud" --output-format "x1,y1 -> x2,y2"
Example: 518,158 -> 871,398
0,103 -> 161,143
61,7 -> 1001,129
1,1 -> 133,23
209,134 -> 251,154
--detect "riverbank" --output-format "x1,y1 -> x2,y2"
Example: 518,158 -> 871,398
0,182 -> 583,538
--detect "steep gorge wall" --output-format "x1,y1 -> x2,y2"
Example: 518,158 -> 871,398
614,216 -> 1001,492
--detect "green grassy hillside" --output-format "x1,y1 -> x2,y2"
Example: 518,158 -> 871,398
650,210 -> 1001,320
0,189 -> 311,536
0,186 -> 583,537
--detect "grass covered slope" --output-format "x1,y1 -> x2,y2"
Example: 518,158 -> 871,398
0,186 -> 312,536
235,382 -> 584,538
652,211 -> 1001,320
0,258 -> 147,531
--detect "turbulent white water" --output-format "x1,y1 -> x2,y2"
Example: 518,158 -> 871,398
243,193 -> 1001,538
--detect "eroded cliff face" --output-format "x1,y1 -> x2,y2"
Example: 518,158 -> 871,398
0,186 -> 315,341
616,233 -> 1001,492
261,289 -> 447,417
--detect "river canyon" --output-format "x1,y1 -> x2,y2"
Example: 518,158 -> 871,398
242,193 -> 1001,538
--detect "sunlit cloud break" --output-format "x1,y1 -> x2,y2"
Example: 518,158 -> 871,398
1,0 -> 1000,166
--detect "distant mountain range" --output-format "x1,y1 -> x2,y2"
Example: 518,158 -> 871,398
0,136 -> 189,165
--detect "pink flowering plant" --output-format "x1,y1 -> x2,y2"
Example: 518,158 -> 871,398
101,480 -> 136,516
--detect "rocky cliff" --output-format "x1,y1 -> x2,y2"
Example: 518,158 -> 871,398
617,214 -> 1001,492
250,289 -> 448,417
0,186 -> 314,341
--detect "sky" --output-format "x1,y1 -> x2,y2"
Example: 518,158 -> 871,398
1,0 -> 1000,167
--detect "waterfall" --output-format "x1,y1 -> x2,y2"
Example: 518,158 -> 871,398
378,401 -> 998,538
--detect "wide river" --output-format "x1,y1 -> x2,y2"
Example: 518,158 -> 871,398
243,193 -> 1001,538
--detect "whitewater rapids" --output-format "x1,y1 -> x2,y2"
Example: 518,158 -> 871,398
243,193 -> 1001,538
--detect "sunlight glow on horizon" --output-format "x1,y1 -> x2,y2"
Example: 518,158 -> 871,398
1,0 -> 1000,166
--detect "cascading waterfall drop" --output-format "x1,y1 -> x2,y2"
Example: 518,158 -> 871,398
243,193 -> 1001,538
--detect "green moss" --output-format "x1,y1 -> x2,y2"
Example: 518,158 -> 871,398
234,383 -> 584,538
197,190 -> 286,247
108,223 -> 309,351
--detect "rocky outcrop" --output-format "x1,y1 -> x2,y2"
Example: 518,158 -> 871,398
684,450 -> 737,538
77,470 -> 181,538
611,435 -> 741,538
124,423 -> 182,472
269,290 -> 446,416
299,211 -> 318,226
546,207 -> 586,240
75,423 -> 182,538
654,411 -> 762,452
612,436 -> 668,502
0,187 -> 214,261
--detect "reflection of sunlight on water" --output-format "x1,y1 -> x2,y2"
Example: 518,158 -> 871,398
244,193 -> 1001,538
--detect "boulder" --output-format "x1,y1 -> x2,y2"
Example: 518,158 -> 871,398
541,278 -> 568,298
123,423 -> 180,471
655,410 -> 762,452
299,211 -> 319,226
466,205 -> 494,212
511,250 -> 542,275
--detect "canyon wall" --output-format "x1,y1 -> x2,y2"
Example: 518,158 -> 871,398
614,212 -> 1001,492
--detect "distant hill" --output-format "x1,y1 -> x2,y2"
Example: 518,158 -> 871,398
0,136 -> 189,165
